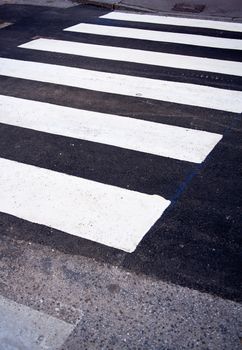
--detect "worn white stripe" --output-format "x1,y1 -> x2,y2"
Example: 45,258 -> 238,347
0,158 -> 170,252
0,95 -> 222,163
101,12 -> 242,33
20,38 -> 242,77
0,295 -> 75,350
1,58 -> 242,113
64,23 -> 242,50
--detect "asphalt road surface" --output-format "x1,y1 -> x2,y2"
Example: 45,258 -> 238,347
0,3 -> 241,349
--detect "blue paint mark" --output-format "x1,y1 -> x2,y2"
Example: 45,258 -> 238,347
165,113 -> 241,216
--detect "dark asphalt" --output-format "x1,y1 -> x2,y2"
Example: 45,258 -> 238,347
0,3 -> 241,349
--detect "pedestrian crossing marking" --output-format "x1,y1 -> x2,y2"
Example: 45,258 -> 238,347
0,95 -> 222,163
20,38 -> 242,77
0,10 -> 241,252
1,58 -> 242,113
0,157 -> 170,253
64,23 -> 242,50
100,12 -> 242,33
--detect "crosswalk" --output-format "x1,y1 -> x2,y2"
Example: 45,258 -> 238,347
0,10 -> 241,253
19,38 -> 242,76
100,12 -> 242,32
2,57 -> 241,112
64,22 -> 242,50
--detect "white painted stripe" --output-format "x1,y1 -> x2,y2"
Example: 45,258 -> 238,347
64,23 -> 242,50
101,12 -> 242,33
0,295 -> 75,350
0,95 -> 222,163
0,158 -> 170,252
1,58 -> 242,113
20,38 -> 242,77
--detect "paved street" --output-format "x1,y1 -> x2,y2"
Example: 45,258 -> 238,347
0,2 -> 241,349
